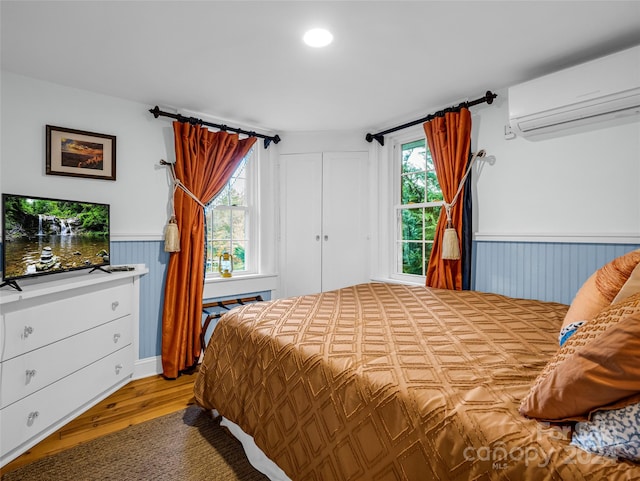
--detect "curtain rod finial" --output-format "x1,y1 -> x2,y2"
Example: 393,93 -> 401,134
265,134 -> 282,148
365,133 -> 384,146
485,91 -> 497,104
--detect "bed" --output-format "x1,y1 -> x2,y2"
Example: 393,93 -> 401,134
194,282 -> 640,480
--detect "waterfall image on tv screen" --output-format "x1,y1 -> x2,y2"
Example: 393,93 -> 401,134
2,194 -> 110,281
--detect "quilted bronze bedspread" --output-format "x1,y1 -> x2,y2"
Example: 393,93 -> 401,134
194,283 -> 640,480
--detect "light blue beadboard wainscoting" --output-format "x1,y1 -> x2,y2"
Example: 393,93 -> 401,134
473,240 -> 640,305
110,240 -> 169,359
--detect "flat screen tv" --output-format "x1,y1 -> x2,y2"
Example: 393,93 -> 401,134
1,193 -> 110,291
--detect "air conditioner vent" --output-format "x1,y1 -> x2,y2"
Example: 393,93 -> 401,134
509,46 -> 640,139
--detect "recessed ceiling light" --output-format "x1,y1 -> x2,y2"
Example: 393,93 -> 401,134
303,28 -> 333,48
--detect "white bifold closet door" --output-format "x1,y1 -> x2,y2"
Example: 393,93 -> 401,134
280,151 -> 370,298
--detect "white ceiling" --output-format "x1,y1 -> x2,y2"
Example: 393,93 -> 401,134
2,1 -> 640,135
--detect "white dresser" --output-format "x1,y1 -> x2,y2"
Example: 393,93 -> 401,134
0,266 -> 147,467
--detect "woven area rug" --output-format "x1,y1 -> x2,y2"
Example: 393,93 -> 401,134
1,406 -> 270,481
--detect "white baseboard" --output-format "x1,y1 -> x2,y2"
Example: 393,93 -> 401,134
133,356 -> 163,380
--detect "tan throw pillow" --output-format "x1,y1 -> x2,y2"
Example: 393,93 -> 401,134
520,292 -> 640,422
613,263 -> 640,304
561,249 -> 640,330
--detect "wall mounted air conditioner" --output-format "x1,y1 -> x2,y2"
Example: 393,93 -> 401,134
509,45 -> 640,139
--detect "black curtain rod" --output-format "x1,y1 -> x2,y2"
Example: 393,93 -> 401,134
365,90 -> 497,146
149,106 -> 281,149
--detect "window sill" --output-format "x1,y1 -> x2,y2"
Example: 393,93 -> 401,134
203,273 -> 279,299
370,275 -> 426,287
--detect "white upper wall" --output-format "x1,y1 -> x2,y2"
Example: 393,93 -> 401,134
473,90 -> 640,241
1,72 -> 170,240
276,130 -> 370,155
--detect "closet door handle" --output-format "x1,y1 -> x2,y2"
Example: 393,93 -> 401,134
316,235 -> 320,241
324,235 -> 329,241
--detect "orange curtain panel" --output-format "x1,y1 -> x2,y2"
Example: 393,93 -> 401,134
423,108 -> 471,290
161,121 -> 256,379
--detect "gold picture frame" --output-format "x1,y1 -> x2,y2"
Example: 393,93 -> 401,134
46,125 -> 116,181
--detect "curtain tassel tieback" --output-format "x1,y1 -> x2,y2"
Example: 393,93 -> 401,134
161,160 -> 206,253
442,204 -> 461,260
440,149 -> 486,261
164,216 -> 180,253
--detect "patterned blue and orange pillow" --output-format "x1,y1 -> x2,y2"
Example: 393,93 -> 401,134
572,402 -> 640,462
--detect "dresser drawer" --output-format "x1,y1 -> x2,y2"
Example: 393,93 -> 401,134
0,315 -> 132,409
0,344 -> 133,462
1,282 -> 132,361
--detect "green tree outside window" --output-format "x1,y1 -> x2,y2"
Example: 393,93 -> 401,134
398,139 -> 442,276
204,151 -> 252,275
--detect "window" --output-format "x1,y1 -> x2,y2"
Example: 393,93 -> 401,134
204,147 -> 257,277
396,138 -> 442,277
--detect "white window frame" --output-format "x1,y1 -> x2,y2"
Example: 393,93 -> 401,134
389,130 -> 443,284
204,147 -> 259,279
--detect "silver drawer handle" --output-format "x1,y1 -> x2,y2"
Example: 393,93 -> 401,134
27,411 -> 39,427
23,326 -> 34,339
115,364 -> 123,375
26,369 -> 37,384
111,301 -> 120,311
113,333 -> 121,343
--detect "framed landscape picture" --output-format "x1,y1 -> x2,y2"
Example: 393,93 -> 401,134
46,125 -> 116,181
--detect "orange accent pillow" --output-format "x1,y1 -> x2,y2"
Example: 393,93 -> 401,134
520,292 -> 640,422
613,263 -> 640,304
561,249 -> 640,330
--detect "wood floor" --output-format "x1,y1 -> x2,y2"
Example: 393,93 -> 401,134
1,370 -> 198,476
